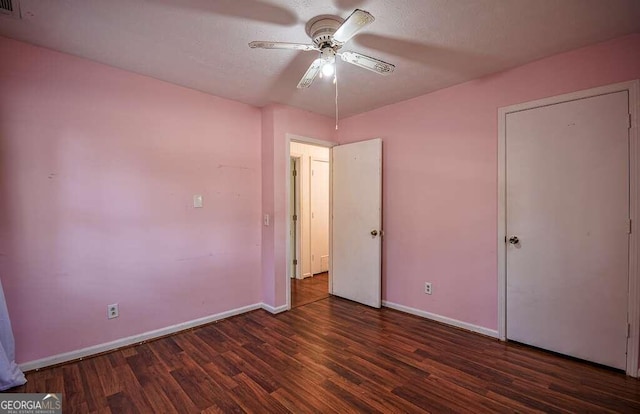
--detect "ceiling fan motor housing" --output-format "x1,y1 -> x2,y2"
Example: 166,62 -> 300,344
305,15 -> 344,48
320,47 -> 336,63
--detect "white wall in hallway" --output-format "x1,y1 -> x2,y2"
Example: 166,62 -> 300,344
290,142 -> 330,278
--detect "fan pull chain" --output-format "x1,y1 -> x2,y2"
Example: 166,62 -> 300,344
334,66 -> 339,130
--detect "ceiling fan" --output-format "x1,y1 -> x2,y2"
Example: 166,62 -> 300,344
249,9 -> 395,89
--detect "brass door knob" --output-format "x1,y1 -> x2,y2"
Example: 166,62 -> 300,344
371,230 -> 378,236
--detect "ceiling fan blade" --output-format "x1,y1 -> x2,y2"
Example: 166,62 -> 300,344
340,51 -> 395,75
333,9 -> 375,44
249,41 -> 318,51
297,59 -> 323,88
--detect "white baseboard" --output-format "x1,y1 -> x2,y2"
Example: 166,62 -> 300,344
382,300 -> 499,339
261,303 -> 288,314
19,302 -> 263,372
20,300 -> 498,372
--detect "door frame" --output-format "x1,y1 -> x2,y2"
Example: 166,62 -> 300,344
290,154 -> 302,279
497,80 -> 640,377
285,134 -> 336,310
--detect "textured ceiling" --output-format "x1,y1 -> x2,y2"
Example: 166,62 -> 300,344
1,0 -> 639,118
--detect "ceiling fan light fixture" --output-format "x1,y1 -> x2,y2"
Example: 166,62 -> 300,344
322,60 -> 335,77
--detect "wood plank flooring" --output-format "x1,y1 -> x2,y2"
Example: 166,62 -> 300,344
291,272 -> 328,308
12,297 -> 640,413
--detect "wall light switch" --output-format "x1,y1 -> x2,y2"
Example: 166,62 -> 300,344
193,194 -> 203,208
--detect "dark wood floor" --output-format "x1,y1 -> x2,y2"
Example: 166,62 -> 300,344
291,272 -> 328,308
13,297 -> 640,413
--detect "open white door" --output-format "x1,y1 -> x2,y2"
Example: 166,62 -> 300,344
331,138 -> 382,308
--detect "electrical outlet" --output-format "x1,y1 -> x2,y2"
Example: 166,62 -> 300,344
424,282 -> 432,295
107,303 -> 119,319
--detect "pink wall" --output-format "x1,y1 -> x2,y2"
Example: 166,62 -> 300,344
261,104 -> 335,308
0,37 -> 263,364
3,31 -> 639,367
336,33 -> 640,331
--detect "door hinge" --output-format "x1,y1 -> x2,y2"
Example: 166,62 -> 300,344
629,219 -> 633,234
629,113 -> 633,129
293,214 -> 297,221
292,169 -> 297,177
293,259 -> 298,266
628,323 -> 631,338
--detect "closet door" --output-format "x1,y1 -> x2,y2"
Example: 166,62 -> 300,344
506,91 -> 630,369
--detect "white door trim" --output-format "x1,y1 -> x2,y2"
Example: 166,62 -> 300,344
497,80 -> 640,377
290,154 -> 302,279
285,134 -> 336,311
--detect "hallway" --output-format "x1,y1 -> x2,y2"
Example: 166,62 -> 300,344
291,272 -> 328,308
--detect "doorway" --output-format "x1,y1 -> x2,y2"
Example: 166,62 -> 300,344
285,135 -> 383,311
498,80 -> 640,376
290,141 -> 330,308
